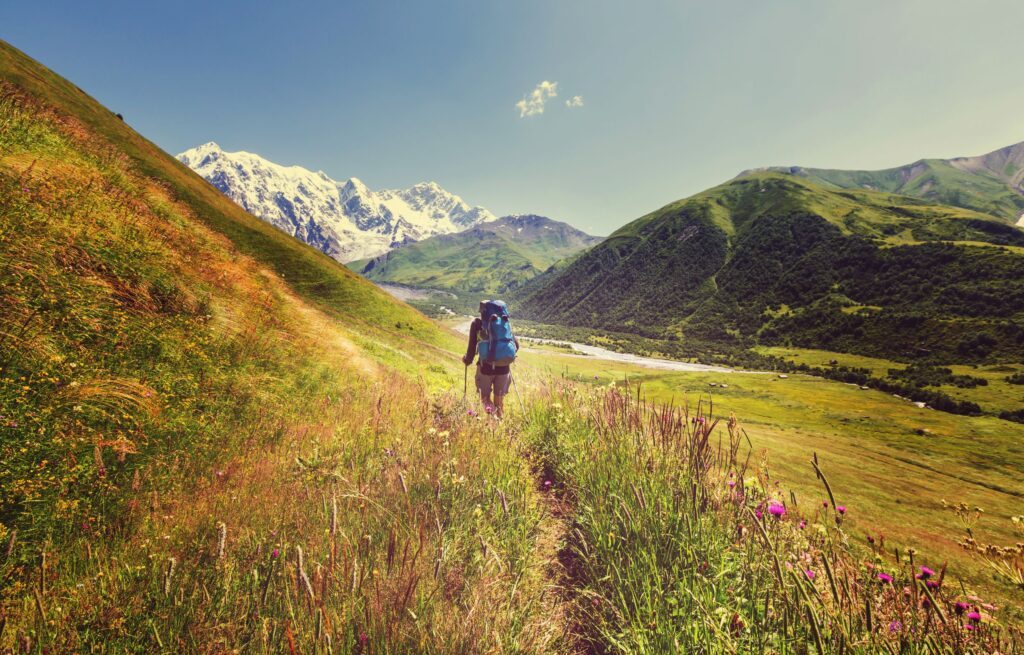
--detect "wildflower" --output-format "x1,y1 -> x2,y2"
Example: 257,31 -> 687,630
926,580 -> 940,590
272,548 -> 280,558
822,501 -> 829,508
768,502 -> 786,518
754,509 -> 763,520
467,410 -> 475,417
727,480 -> 736,489
917,566 -> 935,580
967,611 -> 982,623
836,505 -> 846,515
798,520 -> 806,529
954,601 -> 969,615
543,480 -> 553,489
888,620 -> 902,633
804,569 -> 815,581
877,572 -> 893,584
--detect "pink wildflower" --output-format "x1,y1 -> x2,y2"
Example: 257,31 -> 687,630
767,502 -> 786,518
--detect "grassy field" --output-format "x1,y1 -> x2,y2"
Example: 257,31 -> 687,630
756,346 -> 1024,417
517,346 -> 1024,610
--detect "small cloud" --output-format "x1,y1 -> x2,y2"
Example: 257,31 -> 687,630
516,80 -> 558,118
565,95 -> 584,108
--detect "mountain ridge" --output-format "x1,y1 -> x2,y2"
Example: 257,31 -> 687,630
738,140 -> 1024,224
177,142 -> 497,261
353,213 -> 601,294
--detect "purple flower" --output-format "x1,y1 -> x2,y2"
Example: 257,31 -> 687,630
877,572 -> 893,584
926,580 -> 940,590
798,520 -> 806,529
822,500 -> 829,509
754,509 -> 763,520
768,502 -> 786,518
804,569 -> 815,581
543,480 -> 553,488
917,566 -> 935,580
888,620 -> 901,633
836,505 -> 846,515
727,480 -> 736,488
467,409 -> 476,417
967,611 -> 982,623
271,548 -> 280,558
954,602 -> 969,616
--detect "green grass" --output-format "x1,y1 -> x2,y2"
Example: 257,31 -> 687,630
518,347 -> 1024,610
756,346 -> 1024,417
522,383 -> 1023,652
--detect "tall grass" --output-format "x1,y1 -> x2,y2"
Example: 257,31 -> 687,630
522,382 -> 1022,653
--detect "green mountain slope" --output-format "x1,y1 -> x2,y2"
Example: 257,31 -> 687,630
519,173 -> 1024,363
351,214 -> 600,293
744,140 -> 1024,223
0,37 -> 466,609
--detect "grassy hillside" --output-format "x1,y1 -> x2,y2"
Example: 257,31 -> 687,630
351,214 -> 600,294
519,173 -> 1024,364
748,141 -> 1024,222
0,41 -> 571,652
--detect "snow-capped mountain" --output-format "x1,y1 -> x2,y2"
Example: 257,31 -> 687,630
176,142 -> 496,261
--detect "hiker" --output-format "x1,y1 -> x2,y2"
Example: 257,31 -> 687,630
463,300 -> 519,418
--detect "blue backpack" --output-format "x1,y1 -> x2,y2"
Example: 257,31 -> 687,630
477,300 -> 518,366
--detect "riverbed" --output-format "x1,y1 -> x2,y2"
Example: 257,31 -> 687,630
453,319 -> 750,374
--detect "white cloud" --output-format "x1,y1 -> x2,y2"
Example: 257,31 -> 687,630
565,95 -> 584,108
516,80 -> 558,118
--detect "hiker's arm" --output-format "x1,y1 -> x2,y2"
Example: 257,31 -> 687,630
463,319 -> 479,365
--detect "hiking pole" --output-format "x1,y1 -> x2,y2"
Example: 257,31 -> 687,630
510,370 -> 526,415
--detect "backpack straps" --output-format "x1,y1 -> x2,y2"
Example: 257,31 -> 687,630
486,314 -> 499,363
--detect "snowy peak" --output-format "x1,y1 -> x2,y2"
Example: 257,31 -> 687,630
176,144 -> 496,262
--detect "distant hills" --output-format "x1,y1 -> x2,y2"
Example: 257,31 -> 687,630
741,140 -> 1024,225
177,142 -> 496,262
351,214 -> 601,294
519,172 -> 1024,363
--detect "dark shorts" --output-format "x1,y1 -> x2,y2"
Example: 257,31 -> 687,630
476,369 -> 511,396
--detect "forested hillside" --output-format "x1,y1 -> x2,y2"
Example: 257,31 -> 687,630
520,174 -> 1024,363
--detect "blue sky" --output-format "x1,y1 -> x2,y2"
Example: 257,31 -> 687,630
5,0 -> 1024,234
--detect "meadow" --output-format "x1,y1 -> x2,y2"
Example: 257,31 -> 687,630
517,347 -> 1024,614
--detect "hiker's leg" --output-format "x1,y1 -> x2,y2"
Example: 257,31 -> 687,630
475,369 -> 495,413
493,374 -> 511,418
